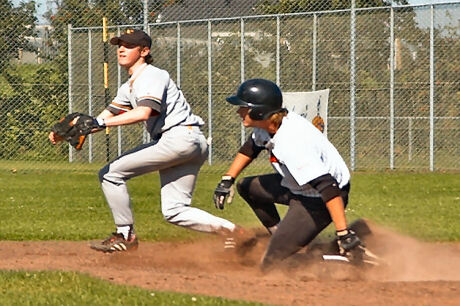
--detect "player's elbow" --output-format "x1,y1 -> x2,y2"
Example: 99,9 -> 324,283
136,106 -> 155,121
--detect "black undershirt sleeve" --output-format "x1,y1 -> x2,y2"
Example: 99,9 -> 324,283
238,136 -> 264,159
308,174 -> 342,203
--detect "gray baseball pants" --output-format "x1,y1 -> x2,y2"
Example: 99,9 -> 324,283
98,125 -> 235,233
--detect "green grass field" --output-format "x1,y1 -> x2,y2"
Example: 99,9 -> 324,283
0,271 -> 260,305
1,169 -> 459,304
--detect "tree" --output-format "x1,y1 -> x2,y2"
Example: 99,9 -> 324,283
0,0 -> 37,74
0,1 -> 39,159
44,0 -> 183,74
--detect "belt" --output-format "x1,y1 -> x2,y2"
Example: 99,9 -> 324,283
152,125 -> 199,140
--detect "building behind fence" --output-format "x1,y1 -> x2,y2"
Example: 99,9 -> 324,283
0,1 -> 459,172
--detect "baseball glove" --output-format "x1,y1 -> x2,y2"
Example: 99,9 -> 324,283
74,114 -> 105,136
51,112 -> 87,150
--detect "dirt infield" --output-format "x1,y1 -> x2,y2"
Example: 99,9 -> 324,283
1,222 -> 459,305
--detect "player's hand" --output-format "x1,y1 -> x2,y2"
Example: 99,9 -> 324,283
74,115 -> 106,135
336,229 -> 363,257
213,176 -> 235,209
48,131 -> 63,144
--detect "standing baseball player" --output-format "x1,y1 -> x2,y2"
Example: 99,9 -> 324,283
49,29 -> 243,253
213,79 -> 365,270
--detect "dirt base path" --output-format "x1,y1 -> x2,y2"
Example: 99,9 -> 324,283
1,222 -> 460,305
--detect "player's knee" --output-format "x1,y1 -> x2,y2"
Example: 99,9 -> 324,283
98,164 -> 123,186
263,229 -> 303,266
260,248 -> 287,272
98,165 -> 110,183
162,211 -> 183,226
162,209 -> 172,222
163,214 -> 174,224
236,177 -> 251,198
161,203 -> 192,225
161,205 -> 181,223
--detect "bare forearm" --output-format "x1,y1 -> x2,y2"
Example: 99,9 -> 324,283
98,107 -> 152,127
97,109 -> 115,120
225,153 -> 252,178
325,196 -> 347,232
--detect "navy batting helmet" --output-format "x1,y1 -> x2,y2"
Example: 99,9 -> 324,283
226,79 -> 283,120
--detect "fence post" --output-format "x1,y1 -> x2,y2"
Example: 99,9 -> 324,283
117,27 -> 122,157
276,15 -> 280,85
240,18 -> 246,146
350,0 -> 356,170
177,22 -> 181,87
408,117 -> 412,161
429,5 -> 435,171
102,17 -> 110,161
312,13 -> 317,91
67,23 -> 73,163
207,20 -> 213,165
143,0 -> 148,30
143,4 -> 151,144
88,29 -> 93,163
390,7 -> 395,169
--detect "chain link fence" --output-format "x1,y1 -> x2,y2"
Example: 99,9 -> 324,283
0,1 -> 459,172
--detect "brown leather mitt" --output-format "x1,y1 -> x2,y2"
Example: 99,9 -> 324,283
51,112 -> 87,150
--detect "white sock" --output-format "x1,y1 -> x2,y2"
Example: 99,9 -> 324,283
116,225 -> 134,240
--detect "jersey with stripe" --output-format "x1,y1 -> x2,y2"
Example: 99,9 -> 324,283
252,111 -> 350,197
108,63 -> 204,138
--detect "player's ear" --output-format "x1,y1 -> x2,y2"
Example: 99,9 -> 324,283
140,46 -> 150,57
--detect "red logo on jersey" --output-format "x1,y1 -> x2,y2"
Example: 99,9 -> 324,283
269,153 -> 279,164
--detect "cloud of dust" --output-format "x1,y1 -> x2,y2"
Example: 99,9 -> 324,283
363,221 -> 460,282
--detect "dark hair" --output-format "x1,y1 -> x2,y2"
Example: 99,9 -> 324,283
145,53 -> 153,64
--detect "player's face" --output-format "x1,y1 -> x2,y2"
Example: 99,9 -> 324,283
237,107 -> 258,127
117,42 -> 148,69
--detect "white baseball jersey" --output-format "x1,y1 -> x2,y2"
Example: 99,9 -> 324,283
252,112 -> 350,197
108,63 -> 204,138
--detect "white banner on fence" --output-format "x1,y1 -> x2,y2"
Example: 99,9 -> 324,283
282,89 -> 329,136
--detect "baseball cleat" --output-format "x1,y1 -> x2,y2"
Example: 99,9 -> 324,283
90,232 -> 138,253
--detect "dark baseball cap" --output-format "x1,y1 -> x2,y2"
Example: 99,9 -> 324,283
110,29 -> 152,48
